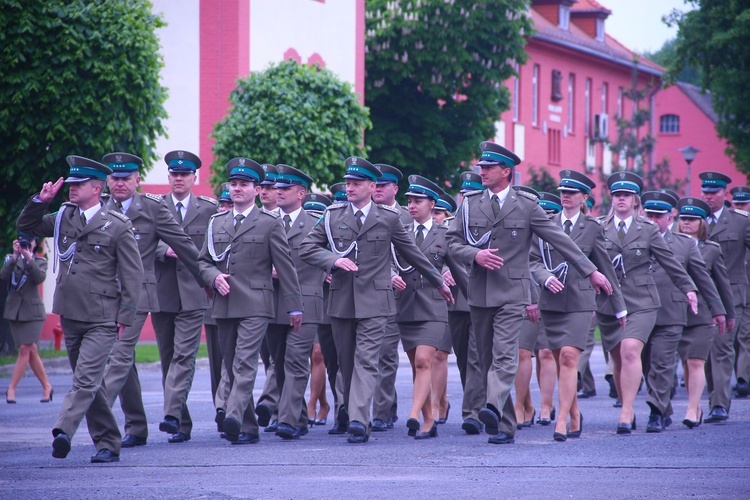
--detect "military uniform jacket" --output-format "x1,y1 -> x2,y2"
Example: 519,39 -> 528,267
199,206 -> 303,319
529,213 -> 626,314
394,223 -> 465,323
446,189 -> 597,308
598,218 -> 696,316
271,209 -> 327,324
107,192 -> 203,313
708,208 -> 750,307
1,255 -> 47,321
688,239 -> 734,327
17,198 -> 143,326
652,229 -> 723,326
298,203 -> 444,319
155,194 -> 216,312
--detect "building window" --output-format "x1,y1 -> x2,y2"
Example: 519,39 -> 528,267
532,64 -> 540,127
585,78 -> 591,137
548,128 -> 562,165
512,63 -> 520,122
596,18 -> 605,42
660,114 -> 680,134
617,87 -> 623,119
601,82 -> 608,113
559,4 -> 570,30
568,74 -> 575,133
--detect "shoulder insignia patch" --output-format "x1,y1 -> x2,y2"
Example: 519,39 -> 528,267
107,210 -> 129,222
464,189 -> 483,197
260,207 -> 279,218
732,208 -> 750,217
515,190 -> 538,202
327,203 -> 348,210
377,204 -> 399,214
61,202 -> 77,209
198,195 -> 218,205
209,211 -> 226,220
143,193 -> 163,203
705,239 -> 720,247
585,214 -> 602,225
640,218 -> 655,225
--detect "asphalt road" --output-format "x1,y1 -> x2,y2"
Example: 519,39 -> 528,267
1,346 -> 749,499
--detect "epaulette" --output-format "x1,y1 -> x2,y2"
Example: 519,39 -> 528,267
674,232 -> 693,241
378,203 -> 400,214
464,189 -> 483,197
101,193 -> 111,202
143,193 -> 163,203
732,208 -> 750,217
107,210 -> 130,222
515,190 -> 538,202
198,195 -> 218,205
327,203 -> 348,210
704,239 -> 720,248
640,218 -> 655,225
260,207 -> 279,218
585,214 -> 602,225
209,210 -> 226,220
62,201 -> 77,209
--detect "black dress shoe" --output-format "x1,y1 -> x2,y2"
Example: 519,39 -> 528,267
52,432 -> 71,459
215,408 -> 226,432
40,388 -> 54,403
328,423 -> 348,435
168,432 -> 191,443
735,379 -> 750,397
613,398 -> 623,408
663,416 -> 672,428
264,419 -> 279,433
159,416 -> 179,434
406,417 -> 420,437
606,375 -> 618,399
682,409 -> 703,429
478,407 -> 500,435
704,406 -> 728,423
298,426 -> 309,437
222,416 -> 241,442
232,432 -> 260,445
372,419 -> 388,432
488,432 -> 514,444
553,432 -> 567,442
577,389 -> 596,399
347,420 -> 367,436
646,413 -> 663,433
346,433 -> 369,443
91,448 -> 119,463
255,403 -> 272,427
461,418 -> 482,435
386,417 -> 395,429
415,423 -> 438,440
337,406 -> 350,428
567,413 -> 583,439
121,434 -> 147,448
617,416 -> 636,435
275,422 -> 299,440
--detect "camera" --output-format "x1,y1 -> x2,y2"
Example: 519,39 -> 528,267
19,239 -> 31,250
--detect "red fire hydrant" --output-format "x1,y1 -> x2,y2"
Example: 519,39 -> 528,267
53,323 -> 63,351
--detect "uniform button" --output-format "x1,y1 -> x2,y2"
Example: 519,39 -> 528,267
77,247 -> 82,252
357,236 -> 362,241
177,266 -> 182,271
71,271 -> 76,274
231,272 -> 235,276
74,260 -> 79,264
354,274 -> 359,278
493,237 -> 496,240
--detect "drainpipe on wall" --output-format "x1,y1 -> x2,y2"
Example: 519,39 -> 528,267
647,77 -> 662,175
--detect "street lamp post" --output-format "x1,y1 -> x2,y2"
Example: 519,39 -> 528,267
679,146 -> 699,196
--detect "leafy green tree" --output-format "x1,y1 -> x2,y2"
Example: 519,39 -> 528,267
643,38 -> 701,86
665,1 -> 750,176
365,0 -> 532,184
527,165 -> 559,195
211,60 -> 371,189
0,0 -> 167,249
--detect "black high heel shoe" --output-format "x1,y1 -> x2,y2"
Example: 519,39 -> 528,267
437,403 -> 451,425
415,423 -> 437,440
617,415 -> 636,435
6,390 -> 16,404
553,431 -> 567,442
40,388 -> 54,403
567,413 -> 583,438
406,418 -> 420,437
682,409 -> 703,429
523,409 -> 536,427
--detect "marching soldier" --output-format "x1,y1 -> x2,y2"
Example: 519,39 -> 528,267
99,152 -> 204,448
199,158 -> 303,445
152,150 -> 216,443
299,157 -> 453,444
371,163 -> 412,432
18,156 -> 143,463
700,172 -> 750,421
446,142 -> 613,445
729,185 -> 750,398
330,182 -> 348,203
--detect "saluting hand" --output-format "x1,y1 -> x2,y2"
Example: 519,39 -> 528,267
475,248 -> 504,270
38,177 -> 64,203
686,291 -> 698,315
712,315 -> 726,335
437,283 -> 454,304
392,275 -> 407,291
589,271 -> 613,295
289,313 -> 303,332
214,274 -> 231,296
334,258 -> 358,272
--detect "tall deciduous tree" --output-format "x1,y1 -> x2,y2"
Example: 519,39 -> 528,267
210,60 -> 371,190
0,0 -> 167,249
665,1 -> 750,176
365,0 -> 532,184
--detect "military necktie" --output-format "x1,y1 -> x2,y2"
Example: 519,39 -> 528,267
617,220 -> 626,241
563,220 -> 572,236
283,214 -> 292,234
175,201 -> 184,224
116,201 -> 124,213
708,216 -> 716,233
80,211 -> 87,226
491,195 -> 500,217
415,224 -> 425,246
355,210 -> 363,230
234,213 -> 244,230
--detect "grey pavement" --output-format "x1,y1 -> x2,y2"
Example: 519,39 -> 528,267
1,345 -> 749,499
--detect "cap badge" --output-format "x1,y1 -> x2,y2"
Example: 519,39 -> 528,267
688,198 -> 694,205
239,158 -> 246,166
707,172 -> 713,178
311,194 -> 317,200
116,154 -> 122,162
619,172 -> 626,180
351,157 -> 358,165
177,151 -> 184,158
564,170 -> 571,177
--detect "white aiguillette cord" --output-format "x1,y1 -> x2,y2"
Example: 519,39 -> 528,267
324,210 -> 358,262
611,253 -> 626,280
538,238 -> 569,285
53,205 -> 76,275
206,215 -> 231,268
462,196 -> 491,248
